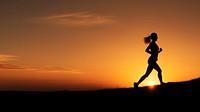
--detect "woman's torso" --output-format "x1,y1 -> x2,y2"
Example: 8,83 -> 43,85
149,42 -> 159,62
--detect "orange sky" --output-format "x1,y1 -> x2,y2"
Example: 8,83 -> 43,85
0,0 -> 199,91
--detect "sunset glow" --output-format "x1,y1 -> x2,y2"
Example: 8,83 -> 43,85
0,0 -> 199,91
148,81 -> 155,86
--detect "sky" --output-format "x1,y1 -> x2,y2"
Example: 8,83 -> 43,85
0,0 -> 200,91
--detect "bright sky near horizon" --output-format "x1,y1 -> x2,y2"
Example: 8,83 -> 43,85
0,0 -> 199,91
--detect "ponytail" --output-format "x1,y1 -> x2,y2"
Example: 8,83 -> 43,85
144,36 -> 151,44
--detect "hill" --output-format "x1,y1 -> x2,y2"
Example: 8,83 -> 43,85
0,77 -> 199,110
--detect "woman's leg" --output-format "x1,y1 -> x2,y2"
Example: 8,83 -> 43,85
153,63 -> 163,84
135,64 -> 153,86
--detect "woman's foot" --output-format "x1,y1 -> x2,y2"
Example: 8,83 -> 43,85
134,82 -> 138,88
160,82 -> 165,86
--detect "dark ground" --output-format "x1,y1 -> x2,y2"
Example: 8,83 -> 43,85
0,77 -> 199,111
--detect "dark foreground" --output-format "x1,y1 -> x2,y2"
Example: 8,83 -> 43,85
0,77 -> 199,110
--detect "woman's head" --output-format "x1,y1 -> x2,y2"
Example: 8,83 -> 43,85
144,32 -> 158,44
150,32 -> 158,41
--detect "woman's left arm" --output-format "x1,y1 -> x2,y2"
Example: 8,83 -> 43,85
158,48 -> 162,53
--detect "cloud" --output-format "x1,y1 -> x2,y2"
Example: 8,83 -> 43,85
33,12 -> 117,26
0,53 -> 81,74
32,66 -> 82,74
0,54 -> 17,63
0,63 -> 81,74
0,64 -> 24,70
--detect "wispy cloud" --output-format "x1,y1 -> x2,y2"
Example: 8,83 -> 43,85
0,54 -> 81,74
32,66 -> 82,74
33,12 -> 117,26
0,63 -> 81,74
0,54 -> 17,63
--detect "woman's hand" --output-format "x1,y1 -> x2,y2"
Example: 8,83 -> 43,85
159,48 -> 162,53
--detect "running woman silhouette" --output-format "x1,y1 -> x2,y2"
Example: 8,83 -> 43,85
134,32 -> 164,88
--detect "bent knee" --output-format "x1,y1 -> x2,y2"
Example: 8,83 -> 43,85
157,69 -> 162,73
